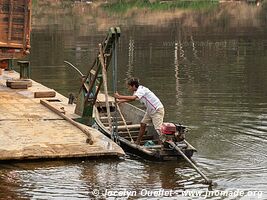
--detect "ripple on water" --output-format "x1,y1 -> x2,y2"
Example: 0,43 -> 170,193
16,166 -> 90,199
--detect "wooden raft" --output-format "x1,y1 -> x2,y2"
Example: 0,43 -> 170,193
0,70 -> 124,161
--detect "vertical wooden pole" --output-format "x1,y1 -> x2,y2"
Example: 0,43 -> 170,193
8,0 -> 14,42
18,61 -> 30,79
23,0 -> 28,48
99,44 -> 112,132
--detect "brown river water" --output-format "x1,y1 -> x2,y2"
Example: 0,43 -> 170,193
0,1 -> 267,199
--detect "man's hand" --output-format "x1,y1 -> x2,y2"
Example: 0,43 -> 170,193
116,99 -> 127,104
114,92 -> 137,103
114,92 -> 120,99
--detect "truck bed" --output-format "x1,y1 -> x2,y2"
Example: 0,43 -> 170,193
0,0 -> 31,59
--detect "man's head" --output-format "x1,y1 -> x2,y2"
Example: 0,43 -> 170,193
127,77 -> 139,92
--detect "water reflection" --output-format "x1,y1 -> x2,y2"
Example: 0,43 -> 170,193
0,159 -> 209,199
126,37 -> 135,79
31,25 -> 64,67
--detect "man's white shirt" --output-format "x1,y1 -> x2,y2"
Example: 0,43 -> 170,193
133,85 -> 163,114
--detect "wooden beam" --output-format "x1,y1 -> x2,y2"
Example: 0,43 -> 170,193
117,124 -> 140,131
10,83 -> 28,89
40,99 -> 94,145
34,91 -> 56,98
99,43 -> 112,132
8,0 -> 14,42
6,79 -> 32,88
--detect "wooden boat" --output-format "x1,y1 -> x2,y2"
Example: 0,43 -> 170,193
93,94 -> 197,161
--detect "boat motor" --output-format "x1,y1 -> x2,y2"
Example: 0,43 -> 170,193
160,122 -> 187,148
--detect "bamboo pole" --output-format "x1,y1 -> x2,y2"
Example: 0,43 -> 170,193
116,104 -> 134,143
40,99 -> 94,145
167,140 -> 212,186
98,44 -> 112,132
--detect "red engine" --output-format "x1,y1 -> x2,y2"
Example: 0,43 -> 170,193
161,123 -> 176,135
160,122 -> 186,143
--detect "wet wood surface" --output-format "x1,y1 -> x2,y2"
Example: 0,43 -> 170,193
0,70 -> 124,161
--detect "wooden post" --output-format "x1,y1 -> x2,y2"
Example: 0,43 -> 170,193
98,44 -> 112,132
18,61 -> 30,79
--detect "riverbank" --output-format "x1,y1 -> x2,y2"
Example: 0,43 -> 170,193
101,0 -> 219,13
31,0 -> 265,32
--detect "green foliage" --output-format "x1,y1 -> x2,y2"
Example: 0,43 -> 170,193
103,0 -> 150,13
32,0 -> 38,6
102,0 -> 219,13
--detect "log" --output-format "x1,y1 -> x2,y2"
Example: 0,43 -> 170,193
34,91 -> 56,98
40,99 -> 94,145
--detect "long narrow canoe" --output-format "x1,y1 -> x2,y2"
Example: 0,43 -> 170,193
93,94 -> 196,161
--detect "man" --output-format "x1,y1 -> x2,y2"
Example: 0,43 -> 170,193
114,77 -> 164,145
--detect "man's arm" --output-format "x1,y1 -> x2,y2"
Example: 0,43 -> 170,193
114,92 -> 137,102
116,99 -> 131,103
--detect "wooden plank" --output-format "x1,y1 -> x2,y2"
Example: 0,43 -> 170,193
100,116 -> 122,121
0,120 -> 124,160
34,91 -> 56,98
103,120 -> 132,126
117,124 -> 140,131
10,82 -> 28,89
118,130 -> 139,137
6,79 -> 32,88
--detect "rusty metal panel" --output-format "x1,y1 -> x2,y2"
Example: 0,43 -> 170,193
0,0 -> 31,59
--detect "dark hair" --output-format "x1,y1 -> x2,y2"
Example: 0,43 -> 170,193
127,77 -> 139,88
